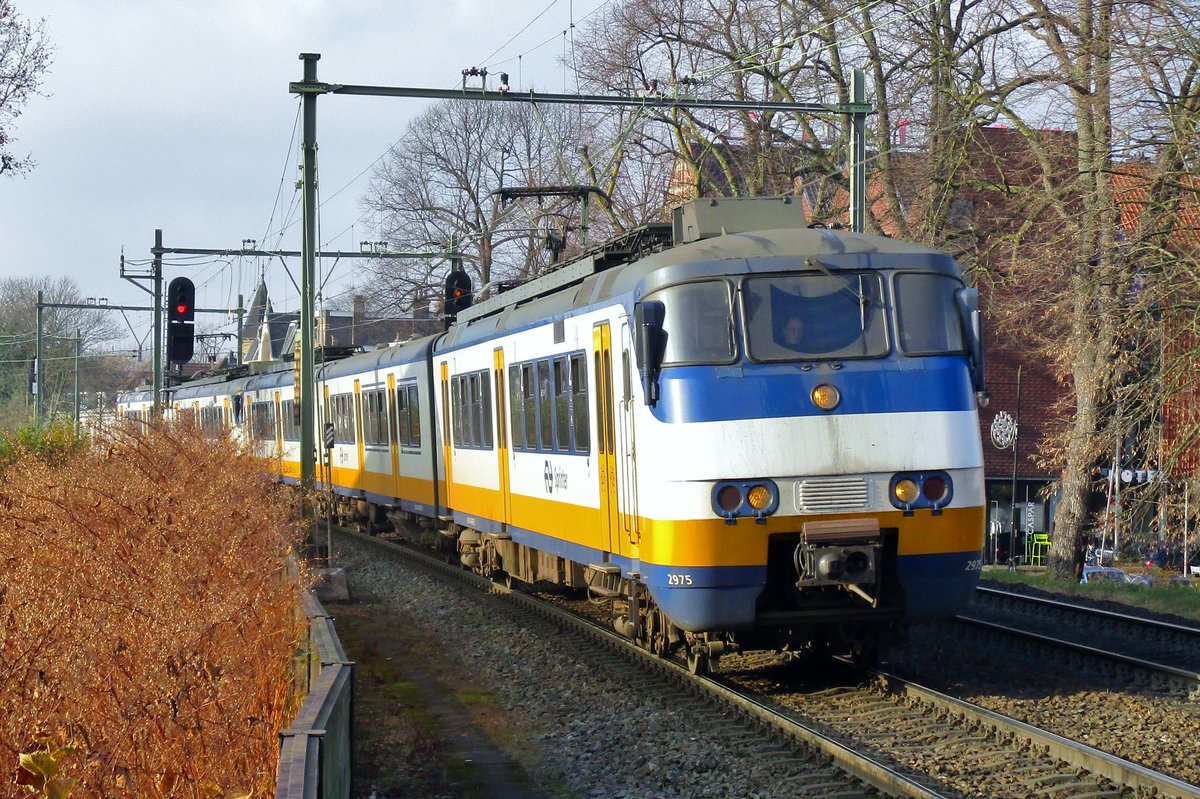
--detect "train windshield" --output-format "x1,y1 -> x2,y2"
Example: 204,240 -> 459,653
657,280 -> 736,365
894,273 -> 966,355
743,271 -> 888,361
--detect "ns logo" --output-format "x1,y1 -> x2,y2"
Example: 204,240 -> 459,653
543,460 -> 568,493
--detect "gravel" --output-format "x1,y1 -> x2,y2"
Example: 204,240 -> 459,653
885,619 -> 1200,787
333,540 -> 871,799
330,536 -> 1200,797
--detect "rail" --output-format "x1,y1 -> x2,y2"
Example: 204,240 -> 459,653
275,590 -> 355,799
339,527 -> 948,798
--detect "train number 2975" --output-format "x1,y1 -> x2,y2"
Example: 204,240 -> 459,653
965,559 -> 983,572
667,573 -> 694,586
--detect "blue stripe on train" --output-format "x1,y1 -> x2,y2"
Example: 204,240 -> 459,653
895,550 -> 981,620
639,550 -> 980,631
640,563 -> 766,629
464,517 -> 980,631
654,356 -> 975,424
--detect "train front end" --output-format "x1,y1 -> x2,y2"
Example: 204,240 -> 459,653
629,223 -> 986,665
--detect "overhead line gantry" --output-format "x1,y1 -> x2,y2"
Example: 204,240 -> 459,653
288,52 -> 872,493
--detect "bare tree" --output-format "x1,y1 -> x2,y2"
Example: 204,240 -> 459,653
964,0 -> 1200,577
0,276 -> 125,423
1101,1 -> 1200,572
359,99 -> 587,313
0,1 -> 52,177
570,0 -> 1037,258
574,0 -> 849,206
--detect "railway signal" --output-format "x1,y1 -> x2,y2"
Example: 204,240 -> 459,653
166,276 -> 195,363
444,269 -> 473,324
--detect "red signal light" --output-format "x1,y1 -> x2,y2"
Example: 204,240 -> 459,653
166,276 -> 196,363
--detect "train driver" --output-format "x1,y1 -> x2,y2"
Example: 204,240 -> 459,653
781,314 -> 805,349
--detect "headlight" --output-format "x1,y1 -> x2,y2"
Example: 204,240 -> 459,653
889,472 -> 954,514
811,384 -> 841,411
716,485 -> 743,512
922,475 -> 948,502
712,480 -> 779,523
747,485 -> 772,510
893,479 -> 920,503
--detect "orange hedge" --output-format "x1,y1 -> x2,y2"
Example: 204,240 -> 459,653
0,420 -> 308,798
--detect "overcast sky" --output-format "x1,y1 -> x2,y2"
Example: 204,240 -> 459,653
1,0 -> 595,353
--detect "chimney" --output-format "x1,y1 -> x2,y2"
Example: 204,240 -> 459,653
352,295 -> 366,345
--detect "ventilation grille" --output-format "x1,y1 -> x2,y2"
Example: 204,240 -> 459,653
797,477 -> 870,512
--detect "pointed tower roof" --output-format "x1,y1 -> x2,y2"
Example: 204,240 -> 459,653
244,277 -> 272,332
240,277 -> 273,362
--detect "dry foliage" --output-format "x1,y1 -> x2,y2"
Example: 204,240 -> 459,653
0,420 -> 309,798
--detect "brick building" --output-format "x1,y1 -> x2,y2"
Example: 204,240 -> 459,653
238,278 -> 440,365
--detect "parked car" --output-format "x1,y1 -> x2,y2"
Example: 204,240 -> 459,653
1085,545 -> 1114,566
1080,566 -> 1130,585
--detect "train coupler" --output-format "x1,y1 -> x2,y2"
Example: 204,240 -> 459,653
793,518 -> 881,603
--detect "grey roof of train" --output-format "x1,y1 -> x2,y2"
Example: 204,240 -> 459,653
318,336 -> 438,381
439,225 -> 960,352
137,211 -> 964,395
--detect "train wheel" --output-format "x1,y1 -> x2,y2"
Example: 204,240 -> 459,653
653,610 -> 677,658
849,637 -> 880,669
637,607 -> 666,657
637,606 -> 655,652
687,640 -> 721,676
649,613 -> 669,658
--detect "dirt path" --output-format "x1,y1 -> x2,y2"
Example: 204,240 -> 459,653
329,598 -> 562,799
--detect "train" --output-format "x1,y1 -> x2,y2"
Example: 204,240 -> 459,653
118,196 -> 987,674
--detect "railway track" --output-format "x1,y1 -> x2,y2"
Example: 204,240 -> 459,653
333,528 -> 1198,798
958,585 -> 1200,694
337,527 -> 931,798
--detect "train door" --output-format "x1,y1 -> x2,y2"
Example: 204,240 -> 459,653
320,384 -> 331,486
593,322 -> 619,553
273,390 -> 284,471
616,323 -> 640,550
353,379 -> 365,492
387,373 -> 401,500
493,348 -> 512,525
439,361 -> 454,509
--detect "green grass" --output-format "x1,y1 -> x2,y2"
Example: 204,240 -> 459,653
332,604 -> 574,799
981,567 -> 1200,622
0,421 -> 85,467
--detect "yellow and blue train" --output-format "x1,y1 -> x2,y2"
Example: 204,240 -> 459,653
119,197 -> 987,673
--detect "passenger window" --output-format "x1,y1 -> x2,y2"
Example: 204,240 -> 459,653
508,364 -> 524,450
554,357 -> 570,451
537,360 -> 552,451
522,364 -> 537,450
571,353 -> 589,453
